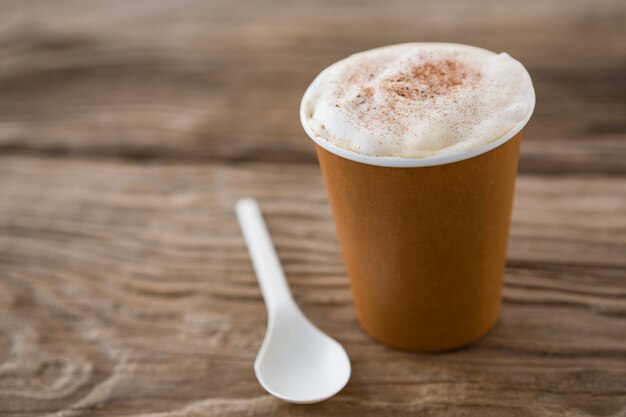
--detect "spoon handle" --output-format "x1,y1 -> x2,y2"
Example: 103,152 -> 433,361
236,198 -> 295,313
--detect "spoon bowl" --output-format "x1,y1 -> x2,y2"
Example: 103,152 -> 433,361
255,305 -> 351,403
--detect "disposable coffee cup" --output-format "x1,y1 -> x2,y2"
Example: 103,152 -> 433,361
300,57 -> 535,351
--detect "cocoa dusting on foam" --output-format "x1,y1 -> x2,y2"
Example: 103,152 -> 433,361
304,43 -> 534,158
384,59 -> 476,99
356,58 -> 481,137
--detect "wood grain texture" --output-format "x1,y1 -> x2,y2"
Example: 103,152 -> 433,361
0,0 -> 625,174
0,157 -> 624,416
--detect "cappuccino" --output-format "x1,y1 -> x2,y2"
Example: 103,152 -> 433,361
300,43 -> 535,351
302,43 -> 534,159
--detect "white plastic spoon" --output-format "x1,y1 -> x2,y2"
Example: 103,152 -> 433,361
235,198 -> 351,403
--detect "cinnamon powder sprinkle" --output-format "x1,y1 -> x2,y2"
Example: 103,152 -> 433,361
384,59 -> 476,100
341,57 -> 482,136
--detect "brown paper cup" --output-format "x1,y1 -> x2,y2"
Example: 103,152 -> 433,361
315,135 -> 521,351
300,45 -> 534,351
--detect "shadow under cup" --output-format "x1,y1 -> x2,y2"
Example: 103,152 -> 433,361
315,134 -> 522,352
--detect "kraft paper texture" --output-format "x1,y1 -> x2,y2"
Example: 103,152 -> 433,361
316,134 -> 521,351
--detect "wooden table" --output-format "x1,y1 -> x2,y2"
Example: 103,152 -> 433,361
1,1 -> 625,416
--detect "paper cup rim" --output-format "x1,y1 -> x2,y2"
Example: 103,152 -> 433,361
299,48 -> 535,168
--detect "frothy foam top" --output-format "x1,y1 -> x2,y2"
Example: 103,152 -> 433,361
302,43 -> 534,159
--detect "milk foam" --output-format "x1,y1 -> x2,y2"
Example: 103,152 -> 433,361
303,43 -> 534,158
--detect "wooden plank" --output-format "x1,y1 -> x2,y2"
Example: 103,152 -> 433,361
0,156 -> 624,416
0,0 -> 625,174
